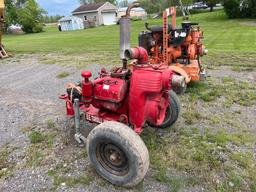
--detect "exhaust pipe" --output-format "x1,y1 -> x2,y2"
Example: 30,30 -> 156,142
120,2 -> 139,68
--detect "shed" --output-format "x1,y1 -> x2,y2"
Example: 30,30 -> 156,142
59,16 -> 84,31
72,2 -> 118,27
117,7 -> 147,20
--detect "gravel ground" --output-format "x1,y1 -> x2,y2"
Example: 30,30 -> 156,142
0,54 -> 255,192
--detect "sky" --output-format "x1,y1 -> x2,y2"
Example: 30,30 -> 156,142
37,0 -> 80,16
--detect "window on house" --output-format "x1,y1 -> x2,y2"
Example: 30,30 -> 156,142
94,16 -> 97,21
84,16 -> 87,21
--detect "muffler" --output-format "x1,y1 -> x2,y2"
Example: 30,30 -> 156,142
120,2 -> 140,66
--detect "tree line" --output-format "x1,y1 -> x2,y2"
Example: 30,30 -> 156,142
42,15 -> 64,24
138,0 -> 255,18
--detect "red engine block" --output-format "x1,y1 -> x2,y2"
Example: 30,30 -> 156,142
61,56 -> 174,133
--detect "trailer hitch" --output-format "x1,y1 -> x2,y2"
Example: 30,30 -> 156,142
73,99 -> 86,145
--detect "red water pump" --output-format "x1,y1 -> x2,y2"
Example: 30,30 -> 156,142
59,2 -> 183,188
62,61 -> 175,133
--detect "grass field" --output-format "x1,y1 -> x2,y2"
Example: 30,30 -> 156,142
1,9 -> 256,192
3,10 -> 256,54
3,10 -> 256,69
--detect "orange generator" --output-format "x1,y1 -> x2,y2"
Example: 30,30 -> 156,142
132,7 -> 207,93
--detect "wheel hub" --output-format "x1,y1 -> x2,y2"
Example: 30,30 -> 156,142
96,142 -> 129,176
109,152 -> 118,162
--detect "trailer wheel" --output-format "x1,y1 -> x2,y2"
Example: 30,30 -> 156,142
87,121 -> 149,187
148,90 -> 180,128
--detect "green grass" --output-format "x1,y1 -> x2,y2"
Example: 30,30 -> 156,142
25,119 -> 59,167
182,110 -> 202,125
56,71 -> 70,79
141,126 -> 256,191
3,10 -> 256,69
186,77 -> 256,106
25,145 -> 45,167
46,119 -> 58,130
0,145 -> 14,179
140,75 -> 256,191
3,10 -> 256,56
47,154 -> 94,190
28,131 -> 45,144
48,166 -> 94,190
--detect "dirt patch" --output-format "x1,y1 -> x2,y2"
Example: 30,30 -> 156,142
240,21 -> 256,26
208,65 -> 256,82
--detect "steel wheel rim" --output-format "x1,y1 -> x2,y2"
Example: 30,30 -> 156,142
96,142 -> 129,176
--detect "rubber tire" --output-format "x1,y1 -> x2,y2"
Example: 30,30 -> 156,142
148,90 -> 180,128
87,121 -> 149,187
173,83 -> 187,95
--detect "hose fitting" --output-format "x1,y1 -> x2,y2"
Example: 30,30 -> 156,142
125,46 -> 149,64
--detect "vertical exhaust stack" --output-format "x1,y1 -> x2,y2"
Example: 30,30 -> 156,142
120,2 -> 139,69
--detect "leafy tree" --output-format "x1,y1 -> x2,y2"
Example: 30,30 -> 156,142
4,0 -> 19,30
204,0 -> 219,11
223,0 -> 256,18
15,0 -> 27,7
138,0 -> 192,14
18,0 -> 46,33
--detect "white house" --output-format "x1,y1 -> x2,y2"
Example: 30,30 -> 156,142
59,16 -> 84,31
72,2 -> 118,27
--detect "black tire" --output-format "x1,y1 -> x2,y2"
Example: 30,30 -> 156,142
87,121 -> 149,187
148,90 -> 180,128
173,83 -> 187,94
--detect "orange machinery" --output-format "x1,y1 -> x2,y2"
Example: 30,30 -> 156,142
137,7 -> 207,93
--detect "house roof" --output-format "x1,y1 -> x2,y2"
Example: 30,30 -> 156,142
72,2 -> 106,13
59,16 -> 82,22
